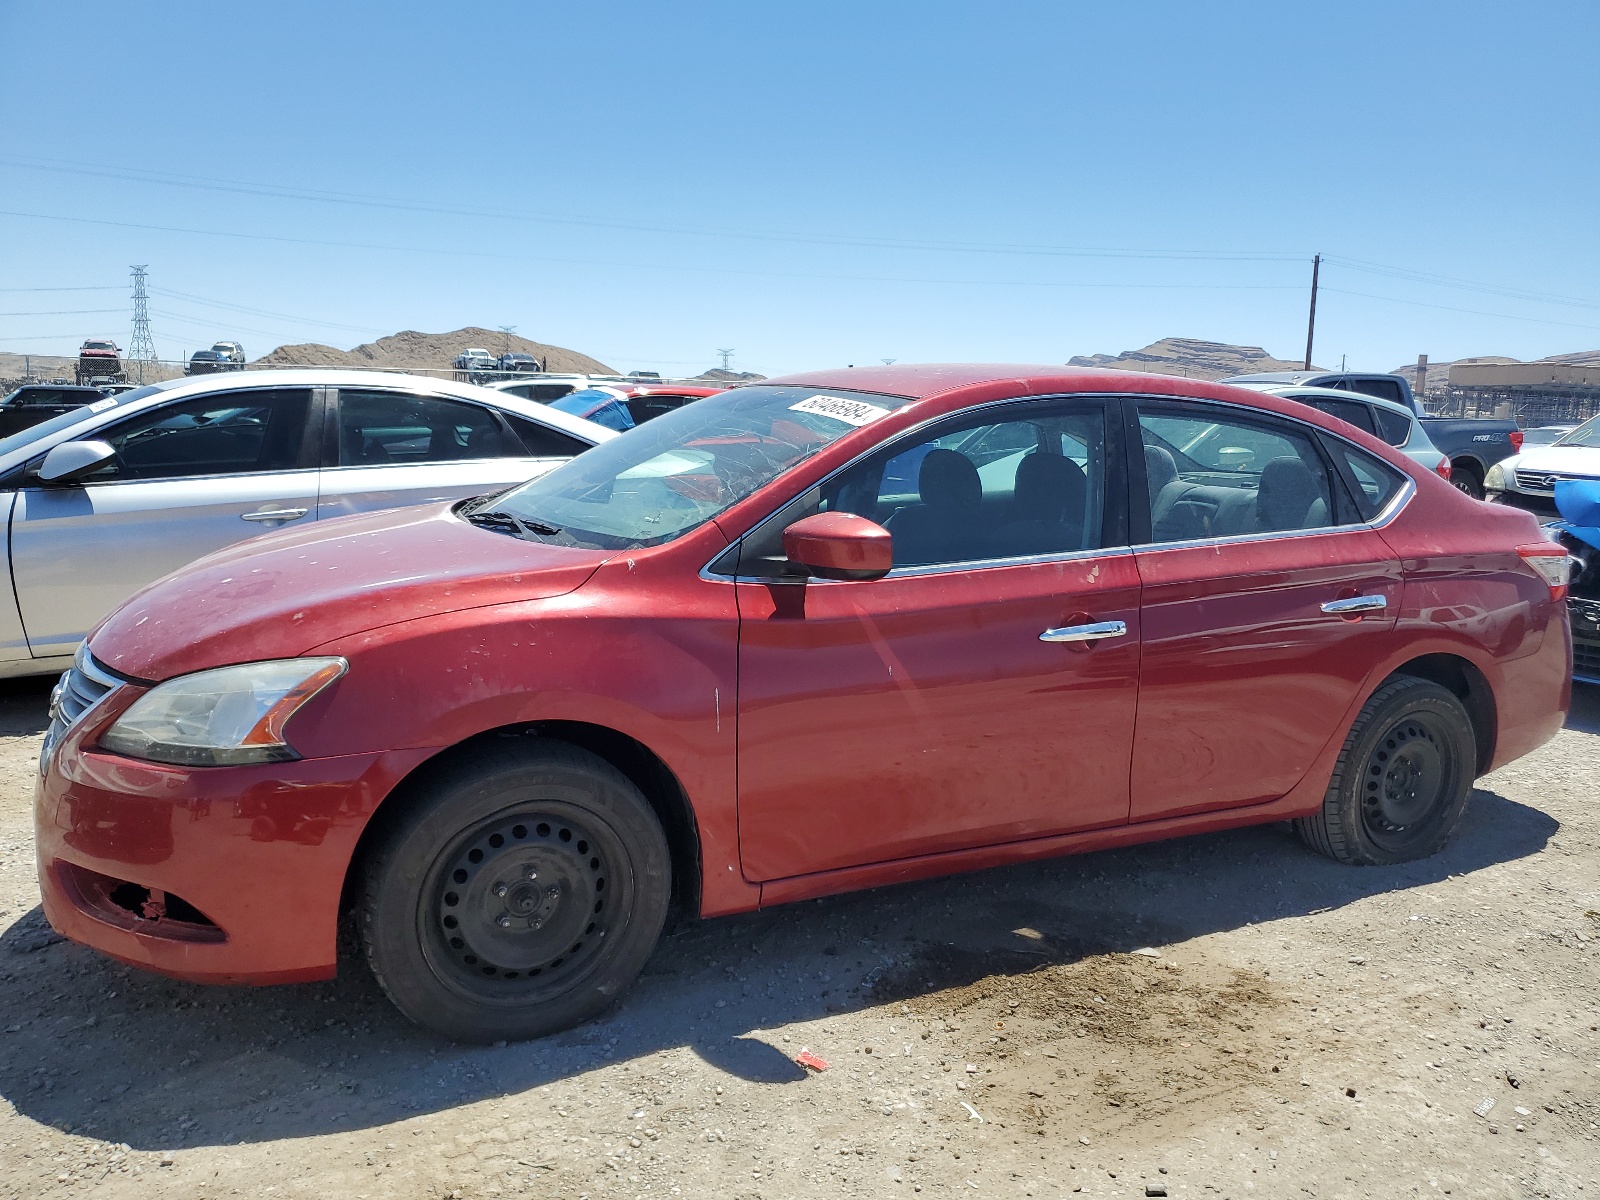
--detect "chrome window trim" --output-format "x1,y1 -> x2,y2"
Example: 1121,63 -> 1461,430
704,543 -> 1136,586
698,390 -> 1124,584
320,456 -> 545,474
47,465 -> 321,489
1131,478 -> 1415,555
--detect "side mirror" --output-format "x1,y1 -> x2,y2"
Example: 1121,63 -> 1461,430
782,512 -> 893,581
37,440 -> 116,485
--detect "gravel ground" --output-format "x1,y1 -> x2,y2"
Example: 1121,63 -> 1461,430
1,677 -> 1596,1200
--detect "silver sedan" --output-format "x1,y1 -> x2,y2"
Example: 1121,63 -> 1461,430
0,369 -> 615,677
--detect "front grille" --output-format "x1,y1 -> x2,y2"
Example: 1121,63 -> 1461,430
1572,597 -> 1600,631
42,647 -> 123,774
52,649 -> 119,726
1573,636 -> 1600,682
1516,469 -> 1598,494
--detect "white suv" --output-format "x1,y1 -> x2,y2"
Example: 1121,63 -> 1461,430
1485,413 -> 1600,517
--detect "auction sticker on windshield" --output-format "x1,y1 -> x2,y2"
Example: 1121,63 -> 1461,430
789,394 -> 891,427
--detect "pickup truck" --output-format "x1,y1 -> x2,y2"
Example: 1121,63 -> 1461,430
1222,370 -> 1521,499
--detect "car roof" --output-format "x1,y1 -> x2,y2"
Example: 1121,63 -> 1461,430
763,362 -> 1311,405
0,368 -> 617,471
1227,381 -> 1416,418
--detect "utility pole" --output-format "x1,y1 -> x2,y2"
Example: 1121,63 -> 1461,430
128,265 -> 156,384
1302,254 -> 1320,371
498,325 -> 515,358
717,348 -> 734,371
881,358 -> 896,366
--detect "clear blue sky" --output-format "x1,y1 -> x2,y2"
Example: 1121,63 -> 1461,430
3,0 -> 1597,376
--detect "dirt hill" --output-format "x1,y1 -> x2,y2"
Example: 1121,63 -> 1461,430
1068,337 -> 1314,380
695,368 -> 767,382
254,327 -> 615,374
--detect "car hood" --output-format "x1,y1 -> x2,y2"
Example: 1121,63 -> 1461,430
1507,445 -> 1600,475
89,502 -> 613,682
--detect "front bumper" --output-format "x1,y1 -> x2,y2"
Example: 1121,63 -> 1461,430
1571,596 -> 1600,685
1488,488 -> 1560,517
36,697 -> 433,984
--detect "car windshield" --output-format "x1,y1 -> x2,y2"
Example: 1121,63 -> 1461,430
0,383 -> 166,458
1556,416 -> 1600,448
480,384 -> 915,550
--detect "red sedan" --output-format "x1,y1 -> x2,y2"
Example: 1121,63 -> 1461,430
37,364 -> 1571,1041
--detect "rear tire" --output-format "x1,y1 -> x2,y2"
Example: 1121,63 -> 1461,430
1449,462 -> 1485,500
358,741 -> 671,1042
1295,676 -> 1476,865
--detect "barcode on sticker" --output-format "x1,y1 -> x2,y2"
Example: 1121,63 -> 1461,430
788,394 -> 890,427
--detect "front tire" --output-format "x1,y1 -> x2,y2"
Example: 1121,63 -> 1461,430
1295,676 -> 1477,865
359,741 -> 671,1042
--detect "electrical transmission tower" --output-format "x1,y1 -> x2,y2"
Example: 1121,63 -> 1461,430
717,348 -> 734,371
128,266 -> 156,383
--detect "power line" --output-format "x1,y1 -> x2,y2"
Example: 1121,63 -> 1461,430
150,286 -> 390,334
9,156 -> 1598,313
1321,287 -> 1600,332
0,308 -> 123,316
0,210 -> 1307,294
0,285 -> 122,293
0,154 -> 1306,265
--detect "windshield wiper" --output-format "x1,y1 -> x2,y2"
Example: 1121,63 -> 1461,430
465,509 -> 562,538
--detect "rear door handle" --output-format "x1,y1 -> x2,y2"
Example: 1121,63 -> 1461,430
1040,620 -> 1127,643
1320,594 -> 1387,615
241,506 -> 309,522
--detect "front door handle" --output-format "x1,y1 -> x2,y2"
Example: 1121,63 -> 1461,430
1040,620 -> 1127,644
241,506 -> 309,522
1320,594 -> 1387,615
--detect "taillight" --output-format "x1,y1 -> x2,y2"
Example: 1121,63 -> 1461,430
1435,460 -> 1452,482
1518,543 -> 1571,600
1509,430 -> 1524,453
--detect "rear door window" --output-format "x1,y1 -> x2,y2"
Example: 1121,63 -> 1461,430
1138,406 -> 1337,541
336,390 -> 516,465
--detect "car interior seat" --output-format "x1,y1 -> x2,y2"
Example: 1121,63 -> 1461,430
994,452 -> 1088,556
1257,455 -> 1329,531
886,448 -> 984,565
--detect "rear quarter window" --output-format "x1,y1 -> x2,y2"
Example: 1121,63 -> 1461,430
505,414 -> 591,457
1328,441 -> 1408,520
1371,407 -> 1413,447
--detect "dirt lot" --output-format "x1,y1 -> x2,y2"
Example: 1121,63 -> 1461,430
1,679 -> 1596,1200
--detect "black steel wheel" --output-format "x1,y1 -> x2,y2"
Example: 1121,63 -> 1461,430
1295,676 -> 1477,865
360,741 -> 671,1042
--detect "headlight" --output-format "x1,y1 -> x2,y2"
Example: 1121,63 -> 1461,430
1484,461 -> 1506,492
99,658 -> 346,767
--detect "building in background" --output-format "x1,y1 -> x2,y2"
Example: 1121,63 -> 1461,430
1440,361 -> 1600,425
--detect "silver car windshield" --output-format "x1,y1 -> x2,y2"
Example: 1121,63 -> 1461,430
479,384 -> 915,550
0,383 -> 167,459
1556,415 -> 1600,449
